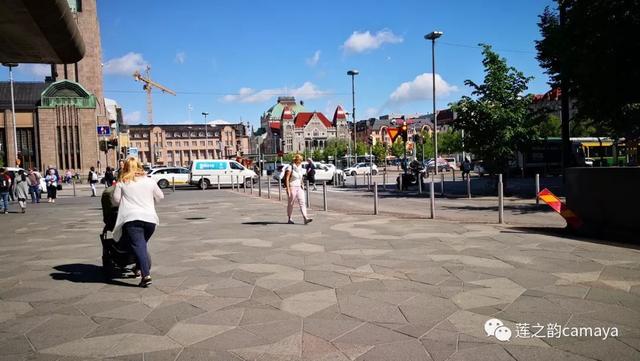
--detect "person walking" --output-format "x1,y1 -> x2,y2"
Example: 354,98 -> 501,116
0,168 -> 11,214
306,158 -> 317,191
284,154 -> 312,225
27,168 -> 41,203
111,157 -> 164,287
88,167 -> 99,196
45,169 -> 58,203
103,167 -> 115,188
461,158 -> 472,181
15,170 -> 29,213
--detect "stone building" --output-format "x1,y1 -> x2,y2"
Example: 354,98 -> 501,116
260,96 -> 350,154
0,0 -> 113,171
127,123 -> 250,167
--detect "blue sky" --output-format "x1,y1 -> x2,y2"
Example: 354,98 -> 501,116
11,0 -> 555,128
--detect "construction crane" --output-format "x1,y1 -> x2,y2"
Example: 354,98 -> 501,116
133,65 -> 176,124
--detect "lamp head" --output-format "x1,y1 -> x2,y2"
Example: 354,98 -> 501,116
347,69 -> 359,76
424,31 -> 443,40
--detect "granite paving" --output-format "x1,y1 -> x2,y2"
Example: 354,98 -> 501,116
0,188 -> 639,360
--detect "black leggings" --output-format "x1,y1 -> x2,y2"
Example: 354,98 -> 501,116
47,185 -> 57,199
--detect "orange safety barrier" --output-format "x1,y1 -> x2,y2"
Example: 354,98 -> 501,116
537,188 -> 583,230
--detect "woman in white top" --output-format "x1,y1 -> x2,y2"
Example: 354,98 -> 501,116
284,153 -> 312,225
112,157 -> 164,287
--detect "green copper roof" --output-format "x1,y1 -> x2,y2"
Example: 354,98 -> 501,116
266,101 -> 306,121
39,79 -> 96,108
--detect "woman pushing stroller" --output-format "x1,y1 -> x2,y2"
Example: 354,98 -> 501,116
111,157 -> 164,287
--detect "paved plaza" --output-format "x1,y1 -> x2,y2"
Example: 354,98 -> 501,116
1,188 -> 640,360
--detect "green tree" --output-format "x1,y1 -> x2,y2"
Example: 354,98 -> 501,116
371,141 -> 387,165
354,140 -> 367,157
536,0 -> 640,140
312,149 -> 324,162
391,138 -> 405,158
438,130 -> 463,155
415,131 -> 434,161
324,139 -> 348,159
451,44 -> 536,174
534,114 -> 562,138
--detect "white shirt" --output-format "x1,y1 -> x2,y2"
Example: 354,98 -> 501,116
111,176 -> 164,241
288,164 -> 304,187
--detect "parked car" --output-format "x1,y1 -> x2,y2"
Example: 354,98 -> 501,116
5,167 -> 47,193
148,167 -> 190,189
302,162 -> 344,184
344,162 -> 378,176
584,157 -> 594,167
443,157 -> 458,171
189,159 -> 257,189
473,161 -> 487,176
424,158 -> 450,172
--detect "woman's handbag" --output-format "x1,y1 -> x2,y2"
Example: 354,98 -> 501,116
56,184 -> 62,191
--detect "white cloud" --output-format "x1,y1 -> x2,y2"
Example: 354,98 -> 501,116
175,51 -> 186,64
365,107 -> 379,118
210,119 -> 231,125
388,73 -> 458,104
221,82 -> 329,104
18,64 -> 50,77
306,50 -> 321,67
124,111 -> 142,124
342,29 -> 403,54
103,52 -> 148,75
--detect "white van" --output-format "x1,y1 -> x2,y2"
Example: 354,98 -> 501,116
189,159 -> 257,189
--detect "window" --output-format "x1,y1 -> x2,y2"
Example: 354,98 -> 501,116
208,141 -> 213,146
174,132 -> 181,137
230,162 -> 244,170
182,132 -> 188,137
183,141 -> 189,146
134,133 -> 141,139
192,141 -> 197,146
206,132 -> 212,137
200,141 -> 205,146
190,132 -> 196,137
143,133 -> 148,138
167,141 -> 172,146
198,132 -> 204,137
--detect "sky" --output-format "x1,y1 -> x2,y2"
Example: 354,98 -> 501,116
9,0 -> 555,129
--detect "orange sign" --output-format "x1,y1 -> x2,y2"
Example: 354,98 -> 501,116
386,127 -> 400,143
538,188 -> 583,229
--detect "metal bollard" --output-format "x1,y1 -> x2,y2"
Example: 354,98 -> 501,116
267,177 -> 271,199
374,182 -> 379,215
383,171 -> 387,190
217,175 -> 221,190
498,174 -> 504,224
467,175 -> 471,199
430,174 -> 435,219
418,174 -> 423,194
230,176 -> 234,191
535,173 -> 540,205
305,180 -> 310,209
258,175 -> 262,197
172,177 -> 175,192
363,173 -> 367,189
354,174 -> 357,188
243,177 -> 247,193
399,174 -> 403,192
237,176 -> 240,192
452,169 -> 456,182
323,181 -> 328,211
201,177 -> 206,191
251,177 -> 254,195
278,179 -> 282,201
440,173 -> 445,196
367,173 -> 371,191
72,179 -> 76,197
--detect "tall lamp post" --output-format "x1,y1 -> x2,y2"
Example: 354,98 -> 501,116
2,63 -> 19,166
424,31 -> 443,174
347,69 -> 359,166
202,112 -> 209,159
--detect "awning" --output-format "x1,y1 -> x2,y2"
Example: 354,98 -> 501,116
0,0 -> 85,64
581,141 -> 614,147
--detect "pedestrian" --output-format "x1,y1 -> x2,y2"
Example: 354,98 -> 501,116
65,169 -> 72,184
15,170 -> 29,213
7,169 -> 16,202
88,166 -> 99,196
45,169 -> 58,203
306,158 -> 317,191
462,158 -> 472,181
111,157 -> 164,287
103,167 -> 115,188
0,168 -> 11,214
284,154 -> 313,225
27,168 -> 41,203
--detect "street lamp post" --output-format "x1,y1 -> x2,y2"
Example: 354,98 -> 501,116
424,31 -> 443,175
2,63 -> 19,166
202,112 -> 209,159
347,69 -> 359,166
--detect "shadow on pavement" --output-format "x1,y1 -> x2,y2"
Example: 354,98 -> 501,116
242,221 -> 296,225
50,263 -> 139,287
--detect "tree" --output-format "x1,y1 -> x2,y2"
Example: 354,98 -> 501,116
439,130 -> 463,155
312,149 -> 324,162
451,44 -> 536,174
415,131 -> 434,161
324,139 -> 348,159
536,0 -> 640,141
391,138 -> 405,158
371,141 -> 387,165
355,140 -> 367,157
534,114 -> 562,138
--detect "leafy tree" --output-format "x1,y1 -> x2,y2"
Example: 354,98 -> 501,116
324,139 -> 348,159
438,130 -> 463,155
371,141 -> 387,165
391,138 -> 405,158
534,114 -> 562,138
415,131 -> 434,161
312,149 -> 324,162
536,0 -> 640,140
355,140 -> 367,156
282,152 -> 294,163
451,44 -> 536,174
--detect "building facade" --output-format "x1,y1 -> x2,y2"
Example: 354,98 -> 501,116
260,96 -> 350,154
0,0 -> 114,171
127,123 -> 250,167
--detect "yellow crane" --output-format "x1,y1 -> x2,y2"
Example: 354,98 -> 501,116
133,65 -> 176,124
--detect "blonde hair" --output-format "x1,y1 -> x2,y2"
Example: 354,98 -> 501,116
119,157 -> 146,183
293,153 -> 303,164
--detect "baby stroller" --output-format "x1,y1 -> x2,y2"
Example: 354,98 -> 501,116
100,186 -> 149,277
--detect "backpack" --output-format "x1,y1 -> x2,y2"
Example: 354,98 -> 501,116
278,164 -> 292,187
0,175 -> 9,192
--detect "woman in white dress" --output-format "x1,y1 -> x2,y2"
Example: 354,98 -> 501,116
284,154 -> 313,225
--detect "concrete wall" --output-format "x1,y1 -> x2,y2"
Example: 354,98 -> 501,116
566,167 -> 640,240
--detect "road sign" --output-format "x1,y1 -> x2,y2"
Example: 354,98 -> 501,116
97,125 -> 111,136
537,188 -> 583,229
386,127 -> 400,143
128,147 -> 139,158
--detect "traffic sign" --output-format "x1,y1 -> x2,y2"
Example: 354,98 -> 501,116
128,147 -> 139,158
97,125 -> 111,136
386,127 -> 400,143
